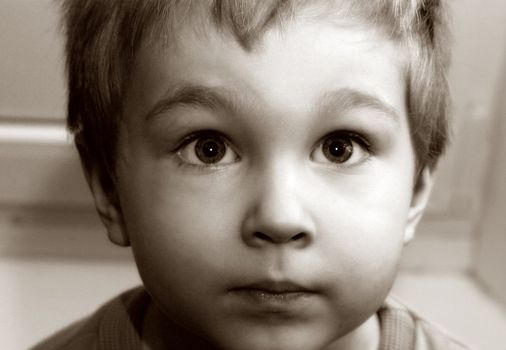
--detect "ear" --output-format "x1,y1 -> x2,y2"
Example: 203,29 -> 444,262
89,169 -> 130,247
403,167 -> 434,245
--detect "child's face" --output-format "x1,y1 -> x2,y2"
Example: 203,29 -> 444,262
107,16 -> 428,350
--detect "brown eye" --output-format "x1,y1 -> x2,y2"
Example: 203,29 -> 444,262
322,135 -> 353,163
195,137 -> 226,164
312,132 -> 370,166
177,133 -> 239,166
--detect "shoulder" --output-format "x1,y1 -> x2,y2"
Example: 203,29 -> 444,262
30,286 -> 149,350
378,297 -> 472,350
30,317 -> 98,350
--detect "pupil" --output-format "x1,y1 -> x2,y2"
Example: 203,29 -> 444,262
202,141 -> 218,157
196,137 -> 226,163
329,140 -> 345,157
323,136 -> 352,163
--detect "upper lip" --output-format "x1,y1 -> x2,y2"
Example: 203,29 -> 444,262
235,280 -> 314,294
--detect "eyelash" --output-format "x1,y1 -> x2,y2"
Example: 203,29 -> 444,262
172,130 -> 217,152
328,131 -> 373,152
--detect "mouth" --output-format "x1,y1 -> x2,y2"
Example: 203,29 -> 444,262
237,280 -> 314,293
229,280 -> 318,315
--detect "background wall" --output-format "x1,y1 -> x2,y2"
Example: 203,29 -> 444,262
0,1 -> 65,118
1,0 -> 505,349
474,58 -> 506,308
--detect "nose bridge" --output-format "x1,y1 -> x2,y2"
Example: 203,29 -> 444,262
241,158 -> 316,247
261,160 -> 300,217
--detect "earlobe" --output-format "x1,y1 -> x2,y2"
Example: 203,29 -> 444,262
403,167 -> 434,245
89,170 -> 130,247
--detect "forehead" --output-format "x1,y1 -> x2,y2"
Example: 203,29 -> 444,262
126,16 -> 407,128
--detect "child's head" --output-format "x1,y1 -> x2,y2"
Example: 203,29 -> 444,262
62,1 -> 450,349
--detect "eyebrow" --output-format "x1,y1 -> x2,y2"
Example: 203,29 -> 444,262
145,84 -> 239,121
317,88 -> 401,124
145,84 -> 401,125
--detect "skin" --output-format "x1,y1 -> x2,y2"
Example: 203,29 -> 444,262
91,15 -> 433,350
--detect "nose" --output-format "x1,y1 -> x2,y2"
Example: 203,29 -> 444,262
241,165 -> 316,248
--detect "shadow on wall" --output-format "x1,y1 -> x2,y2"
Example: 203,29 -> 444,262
473,53 -> 506,309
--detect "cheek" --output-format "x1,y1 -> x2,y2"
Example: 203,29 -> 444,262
320,203 -> 405,287
315,171 -> 412,303
118,169 -> 243,281
316,209 -> 405,333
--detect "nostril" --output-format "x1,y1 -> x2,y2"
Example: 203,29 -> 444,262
253,231 -> 307,243
292,232 -> 305,241
253,231 -> 273,242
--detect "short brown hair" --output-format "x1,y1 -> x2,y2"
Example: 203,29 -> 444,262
61,0 -> 451,192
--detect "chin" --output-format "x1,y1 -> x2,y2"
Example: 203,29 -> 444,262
206,326 -> 336,350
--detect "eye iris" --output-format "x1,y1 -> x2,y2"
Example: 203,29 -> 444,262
195,137 -> 226,163
323,136 -> 353,163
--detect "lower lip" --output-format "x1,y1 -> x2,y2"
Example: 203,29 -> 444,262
231,289 -> 316,315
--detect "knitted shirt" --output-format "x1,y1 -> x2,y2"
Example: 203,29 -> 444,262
31,287 -> 470,350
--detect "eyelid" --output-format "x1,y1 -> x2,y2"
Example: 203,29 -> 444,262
318,131 -> 372,152
172,130 -> 224,152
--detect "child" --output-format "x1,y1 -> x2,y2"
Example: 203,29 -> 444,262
34,0 -> 469,349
